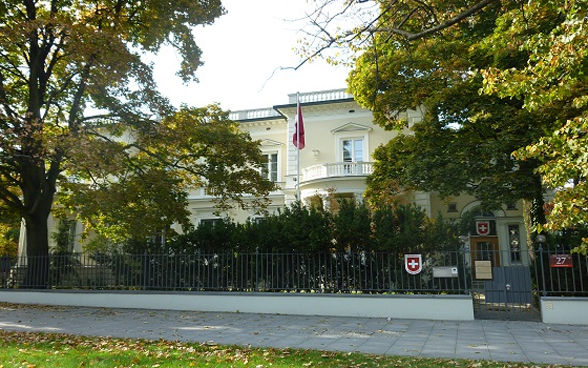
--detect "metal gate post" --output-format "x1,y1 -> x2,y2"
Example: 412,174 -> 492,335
461,245 -> 469,293
501,265 -> 509,311
538,244 -> 547,296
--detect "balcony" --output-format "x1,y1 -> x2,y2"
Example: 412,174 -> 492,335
302,162 -> 374,182
289,89 -> 353,104
229,108 -> 281,121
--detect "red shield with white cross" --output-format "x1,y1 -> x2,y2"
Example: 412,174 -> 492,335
405,254 -> 422,275
476,221 -> 490,236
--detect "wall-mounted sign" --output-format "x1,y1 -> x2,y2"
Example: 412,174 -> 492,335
405,254 -> 422,275
476,221 -> 490,236
474,260 -> 493,280
549,254 -> 573,268
433,266 -> 459,278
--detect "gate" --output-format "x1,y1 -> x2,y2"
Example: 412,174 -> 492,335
472,265 -> 539,321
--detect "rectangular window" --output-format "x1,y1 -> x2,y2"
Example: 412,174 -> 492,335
475,242 -> 494,261
342,139 -> 364,174
261,153 -> 278,182
509,224 -> 522,263
253,217 -> 266,224
200,219 -> 221,227
342,139 -> 363,162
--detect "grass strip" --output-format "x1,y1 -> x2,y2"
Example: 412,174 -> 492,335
0,330 -> 561,368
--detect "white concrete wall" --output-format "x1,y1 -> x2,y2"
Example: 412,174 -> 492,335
0,291 -> 474,321
541,297 -> 588,325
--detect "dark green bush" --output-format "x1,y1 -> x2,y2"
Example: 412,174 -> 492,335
164,199 -> 463,254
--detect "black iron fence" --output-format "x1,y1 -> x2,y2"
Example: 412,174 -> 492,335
1,248 -> 587,296
2,250 -> 467,293
533,246 -> 588,296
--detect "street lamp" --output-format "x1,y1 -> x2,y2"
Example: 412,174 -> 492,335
458,235 -> 469,250
536,234 -> 547,246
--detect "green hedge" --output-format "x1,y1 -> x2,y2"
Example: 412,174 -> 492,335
168,200 -> 464,253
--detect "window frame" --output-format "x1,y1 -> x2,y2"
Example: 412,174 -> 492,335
260,150 -> 279,182
337,133 -> 369,163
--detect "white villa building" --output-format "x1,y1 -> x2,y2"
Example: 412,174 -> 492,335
21,88 -> 530,267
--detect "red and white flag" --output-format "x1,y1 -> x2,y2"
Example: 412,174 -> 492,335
292,98 -> 305,149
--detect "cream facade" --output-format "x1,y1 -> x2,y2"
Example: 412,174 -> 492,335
187,89 -> 413,224
187,89 -> 530,267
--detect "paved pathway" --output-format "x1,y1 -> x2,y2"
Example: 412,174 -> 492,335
1,304 -> 588,366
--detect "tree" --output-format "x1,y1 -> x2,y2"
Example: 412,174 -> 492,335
331,198 -> 372,252
302,1 -> 588,253
345,0 -> 556,241
296,1 -> 575,252
481,0 -> 588,252
0,1 -> 274,287
57,105 -> 275,244
295,0 -> 499,69
318,0 -> 587,252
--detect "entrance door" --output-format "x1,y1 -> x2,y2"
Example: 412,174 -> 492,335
471,237 -> 500,267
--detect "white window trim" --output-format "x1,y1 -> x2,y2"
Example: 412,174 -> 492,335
260,150 -> 280,182
336,133 -> 369,162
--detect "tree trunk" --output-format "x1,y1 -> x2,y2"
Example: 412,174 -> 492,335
522,190 -> 547,260
22,212 -> 51,288
20,161 -> 57,288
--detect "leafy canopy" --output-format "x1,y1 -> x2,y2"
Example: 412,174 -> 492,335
57,106 -> 276,242
481,0 -> 588,251
348,0 -> 549,217
0,1 -> 274,252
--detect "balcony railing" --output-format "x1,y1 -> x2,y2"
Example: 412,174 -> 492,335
289,89 -> 353,104
302,162 -> 374,182
229,108 -> 281,121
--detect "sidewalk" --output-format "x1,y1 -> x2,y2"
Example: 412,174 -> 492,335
1,304 -> 587,366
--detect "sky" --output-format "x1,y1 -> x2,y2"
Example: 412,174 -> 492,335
151,0 -> 352,111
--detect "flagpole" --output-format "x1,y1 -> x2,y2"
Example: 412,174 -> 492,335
296,92 -> 301,202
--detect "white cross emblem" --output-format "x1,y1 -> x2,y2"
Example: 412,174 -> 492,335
405,254 -> 422,275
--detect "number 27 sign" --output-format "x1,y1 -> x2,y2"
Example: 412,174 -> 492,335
549,254 -> 573,268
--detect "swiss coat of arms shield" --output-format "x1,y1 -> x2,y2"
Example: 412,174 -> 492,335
404,254 -> 422,275
476,221 -> 490,236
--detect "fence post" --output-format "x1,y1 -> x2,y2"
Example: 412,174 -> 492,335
143,251 -> 148,290
459,236 -> 469,294
536,240 -> 547,297
461,246 -> 469,294
255,247 -> 259,292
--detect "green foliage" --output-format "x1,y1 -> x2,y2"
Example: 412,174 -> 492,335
170,202 -> 334,253
170,218 -> 240,253
0,0 -> 235,268
51,219 -> 75,254
481,0 -> 588,251
372,203 -> 432,252
350,0 -> 548,217
0,225 -> 18,257
331,199 -> 372,252
0,202 -> 19,257
54,105 -> 276,246
166,200 -> 463,254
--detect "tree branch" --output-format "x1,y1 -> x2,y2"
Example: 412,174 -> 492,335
370,0 -> 498,41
